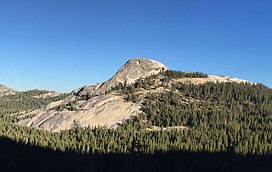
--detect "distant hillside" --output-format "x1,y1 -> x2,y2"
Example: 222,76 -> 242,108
0,84 -> 16,96
0,89 -> 68,120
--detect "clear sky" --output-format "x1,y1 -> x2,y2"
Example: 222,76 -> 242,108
0,0 -> 271,93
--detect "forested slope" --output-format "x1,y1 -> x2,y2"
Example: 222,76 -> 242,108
0,90 -> 68,120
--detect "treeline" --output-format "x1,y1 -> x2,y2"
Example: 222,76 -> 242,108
1,137 -> 271,172
1,116 -> 271,156
161,70 -> 208,78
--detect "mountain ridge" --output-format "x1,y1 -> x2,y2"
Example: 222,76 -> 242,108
71,58 -> 168,97
18,58 -> 254,132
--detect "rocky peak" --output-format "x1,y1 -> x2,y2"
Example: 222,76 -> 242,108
118,58 -> 167,82
74,58 -> 168,96
98,58 -> 167,89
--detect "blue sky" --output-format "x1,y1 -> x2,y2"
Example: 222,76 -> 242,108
0,0 -> 271,93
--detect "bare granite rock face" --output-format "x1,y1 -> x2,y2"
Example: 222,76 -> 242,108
72,58 -> 168,96
0,84 -> 16,96
19,93 -> 141,132
177,75 -> 255,85
96,58 -> 167,93
19,58 -> 167,132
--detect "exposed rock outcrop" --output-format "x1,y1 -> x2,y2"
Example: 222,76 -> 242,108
72,58 -> 168,96
19,93 -> 141,132
96,58 -> 167,93
177,75 -> 254,85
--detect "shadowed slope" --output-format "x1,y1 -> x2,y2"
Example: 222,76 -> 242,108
0,136 -> 271,172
